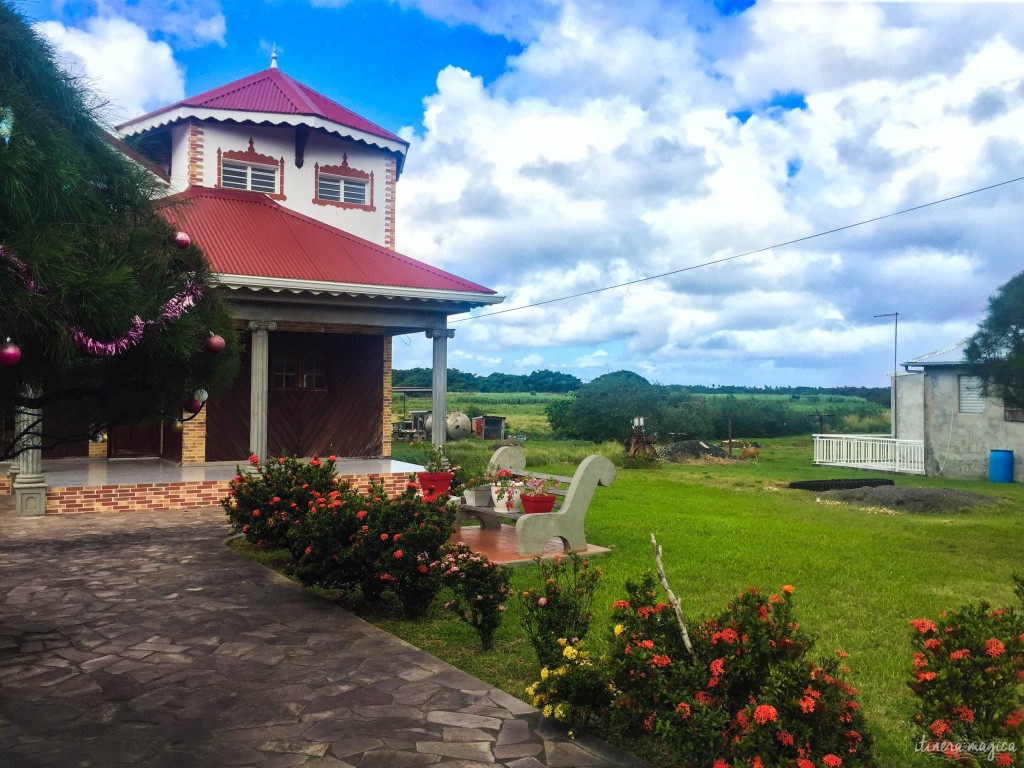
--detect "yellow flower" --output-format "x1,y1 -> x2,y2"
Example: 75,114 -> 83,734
557,637 -> 568,646
540,667 -> 549,680
614,624 -> 625,636
563,645 -> 579,661
554,704 -> 568,720
555,666 -> 568,676
543,704 -> 553,717
525,683 -> 537,696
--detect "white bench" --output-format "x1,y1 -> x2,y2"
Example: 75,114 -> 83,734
454,446 -> 616,557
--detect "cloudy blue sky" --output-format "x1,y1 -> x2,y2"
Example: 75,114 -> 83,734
17,0 -> 1024,387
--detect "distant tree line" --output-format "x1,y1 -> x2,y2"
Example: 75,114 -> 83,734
545,371 -> 889,443
392,369 -> 583,393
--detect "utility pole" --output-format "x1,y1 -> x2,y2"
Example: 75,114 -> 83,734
874,312 -> 899,439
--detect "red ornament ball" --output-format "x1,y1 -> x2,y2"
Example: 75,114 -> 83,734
206,333 -> 226,354
173,231 -> 191,250
184,398 -> 203,414
0,340 -> 21,366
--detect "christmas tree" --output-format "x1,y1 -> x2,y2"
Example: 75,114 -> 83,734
0,1 -> 238,460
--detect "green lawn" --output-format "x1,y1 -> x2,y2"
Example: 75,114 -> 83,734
385,437 -> 1024,766
238,437 -> 1024,766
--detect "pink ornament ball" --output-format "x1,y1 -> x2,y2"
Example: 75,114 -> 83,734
0,340 -> 21,366
173,231 -> 191,250
184,398 -> 203,414
206,333 -> 226,354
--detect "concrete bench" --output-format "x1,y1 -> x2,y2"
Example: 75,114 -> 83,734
454,446 -> 616,557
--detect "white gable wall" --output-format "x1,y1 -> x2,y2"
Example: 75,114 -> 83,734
164,120 -> 390,246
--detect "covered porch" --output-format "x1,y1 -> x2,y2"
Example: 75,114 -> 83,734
813,433 -> 925,475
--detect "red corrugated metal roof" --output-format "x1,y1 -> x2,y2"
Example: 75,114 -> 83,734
120,68 -> 407,147
158,187 -> 494,296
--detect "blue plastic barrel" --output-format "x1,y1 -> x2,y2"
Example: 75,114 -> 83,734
989,450 -> 1015,483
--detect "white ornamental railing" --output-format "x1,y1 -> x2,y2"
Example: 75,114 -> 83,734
813,434 -> 925,475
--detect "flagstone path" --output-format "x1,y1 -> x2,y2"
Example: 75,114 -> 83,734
0,506 -> 648,768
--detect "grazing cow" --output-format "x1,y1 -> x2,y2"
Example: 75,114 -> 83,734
739,446 -> 760,462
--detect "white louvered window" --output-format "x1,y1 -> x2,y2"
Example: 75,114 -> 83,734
318,174 -> 366,205
222,160 -> 277,194
958,375 -> 984,414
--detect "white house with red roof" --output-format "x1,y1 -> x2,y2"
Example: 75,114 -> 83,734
102,57 -> 501,471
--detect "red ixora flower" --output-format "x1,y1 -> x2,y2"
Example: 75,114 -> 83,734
393,550 -> 404,559
782,584 -> 794,594
304,546 -> 312,555
248,454 -> 259,465
995,753 -> 1014,767
910,618 -> 938,634
930,719 -> 950,738
753,704 -> 778,725
949,648 -> 971,661
822,754 -> 843,768
675,702 -> 691,718
712,759 -> 729,768
984,637 -> 1005,657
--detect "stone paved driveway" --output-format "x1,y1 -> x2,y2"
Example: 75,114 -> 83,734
0,507 -> 648,768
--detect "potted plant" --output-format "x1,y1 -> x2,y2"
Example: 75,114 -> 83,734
486,467 -> 524,512
449,462 -> 491,506
520,473 -> 560,513
416,444 -> 455,500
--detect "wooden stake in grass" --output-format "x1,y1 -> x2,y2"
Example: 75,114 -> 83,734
650,532 -> 698,664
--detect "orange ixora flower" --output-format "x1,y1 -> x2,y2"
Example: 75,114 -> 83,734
781,585 -> 794,594
753,704 -> 778,725
910,618 -> 938,634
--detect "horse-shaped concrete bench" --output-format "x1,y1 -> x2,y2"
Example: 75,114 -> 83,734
454,446 -> 616,557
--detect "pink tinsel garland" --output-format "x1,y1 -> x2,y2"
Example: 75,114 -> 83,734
2,244 -> 204,357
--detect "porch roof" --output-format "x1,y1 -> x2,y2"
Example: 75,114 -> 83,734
158,187 -> 501,307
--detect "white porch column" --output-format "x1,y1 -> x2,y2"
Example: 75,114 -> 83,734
426,328 -> 455,448
13,390 -> 46,517
248,321 -> 276,463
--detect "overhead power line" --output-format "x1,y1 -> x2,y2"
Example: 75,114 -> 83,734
450,174 -> 1024,324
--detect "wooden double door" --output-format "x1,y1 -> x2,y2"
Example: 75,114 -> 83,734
206,331 -> 385,461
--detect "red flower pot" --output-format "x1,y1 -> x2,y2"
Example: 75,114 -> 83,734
417,471 -> 454,499
520,493 -> 557,514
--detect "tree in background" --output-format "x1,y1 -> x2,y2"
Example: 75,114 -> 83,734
965,271 -> 1024,408
0,2 -> 237,460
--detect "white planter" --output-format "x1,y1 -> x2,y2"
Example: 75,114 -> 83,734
490,482 -> 524,513
463,486 -> 492,506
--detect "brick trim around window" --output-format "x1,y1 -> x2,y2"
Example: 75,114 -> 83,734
215,139 -> 286,200
312,154 -> 375,211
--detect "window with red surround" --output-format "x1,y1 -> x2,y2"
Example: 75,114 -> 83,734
313,154 -> 375,211
216,139 -> 286,200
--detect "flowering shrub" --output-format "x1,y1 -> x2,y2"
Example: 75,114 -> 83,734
907,577 -> 1024,766
532,574 -> 875,767
288,482 -> 455,616
434,543 -> 512,649
519,552 -> 602,667
605,579 -> 874,767
526,639 -> 611,729
222,454 -> 338,558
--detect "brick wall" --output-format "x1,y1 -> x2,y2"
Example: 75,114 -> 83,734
88,439 -> 107,459
182,406 -> 206,465
383,337 -> 393,457
384,155 -> 397,250
42,471 -> 413,515
187,123 -> 204,186
0,475 -> 9,495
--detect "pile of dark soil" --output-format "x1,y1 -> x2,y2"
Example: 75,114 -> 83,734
818,486 -> 998,514
658,440 -> 731,462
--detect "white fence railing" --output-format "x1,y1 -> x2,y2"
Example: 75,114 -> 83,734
813,434 -> 925,475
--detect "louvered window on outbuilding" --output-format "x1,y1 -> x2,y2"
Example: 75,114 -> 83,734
958,375 -> 984,414
222,160 -> 277,194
